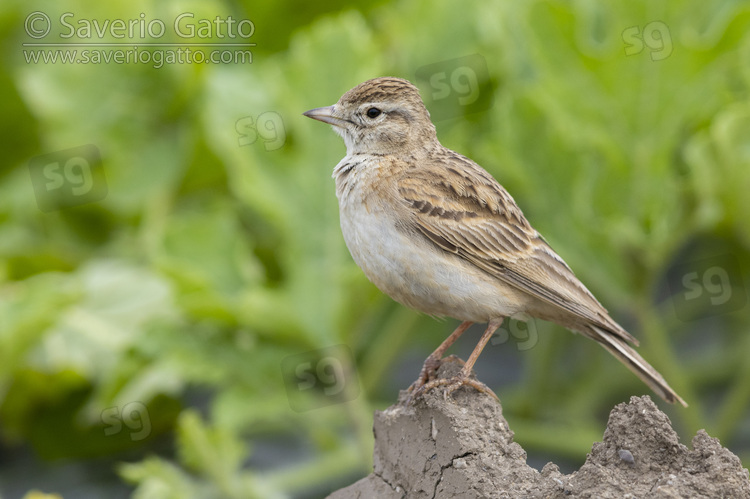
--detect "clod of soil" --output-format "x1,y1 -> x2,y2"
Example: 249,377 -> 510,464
328,356 -> 750,498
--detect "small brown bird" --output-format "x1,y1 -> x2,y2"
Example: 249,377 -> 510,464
303,77 -> 686,407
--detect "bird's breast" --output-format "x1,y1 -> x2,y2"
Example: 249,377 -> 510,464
333,156 -> 528,322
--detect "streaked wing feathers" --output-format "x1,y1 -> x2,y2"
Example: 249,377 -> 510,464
398,153 -> 636,345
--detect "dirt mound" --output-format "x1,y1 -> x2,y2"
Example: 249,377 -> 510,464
328,357 -> 750,498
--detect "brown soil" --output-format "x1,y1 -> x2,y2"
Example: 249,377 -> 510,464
327,356 -> 750,498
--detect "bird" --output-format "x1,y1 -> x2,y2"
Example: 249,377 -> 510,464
302,76 -> 687,407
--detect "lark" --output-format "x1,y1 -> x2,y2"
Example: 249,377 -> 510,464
303,77 -> 686,407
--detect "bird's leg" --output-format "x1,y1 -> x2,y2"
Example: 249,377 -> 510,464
412,317 -> 505,402
407,321 -> 473,394
457,317 -> 503,379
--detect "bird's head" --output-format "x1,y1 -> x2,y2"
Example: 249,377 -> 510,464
303,77 -> 437,155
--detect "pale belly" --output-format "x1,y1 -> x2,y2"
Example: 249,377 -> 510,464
337,198 -> 530,323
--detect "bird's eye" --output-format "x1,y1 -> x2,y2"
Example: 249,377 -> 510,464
366,107 -> 382,119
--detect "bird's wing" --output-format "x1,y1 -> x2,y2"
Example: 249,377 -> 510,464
397,151 -> 636,344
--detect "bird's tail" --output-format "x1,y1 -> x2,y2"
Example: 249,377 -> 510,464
591,326 -> 687,407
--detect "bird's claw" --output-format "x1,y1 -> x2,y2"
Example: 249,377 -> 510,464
404,369 -> 498,405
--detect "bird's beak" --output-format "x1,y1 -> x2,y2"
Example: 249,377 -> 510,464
302,106 -> 349,127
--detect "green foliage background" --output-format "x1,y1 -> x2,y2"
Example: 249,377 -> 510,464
2,0 -> 750,497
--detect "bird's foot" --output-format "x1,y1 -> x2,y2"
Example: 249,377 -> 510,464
420,373 -> 499,402
404,356 -> 498,404
406,353 -> 447,395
